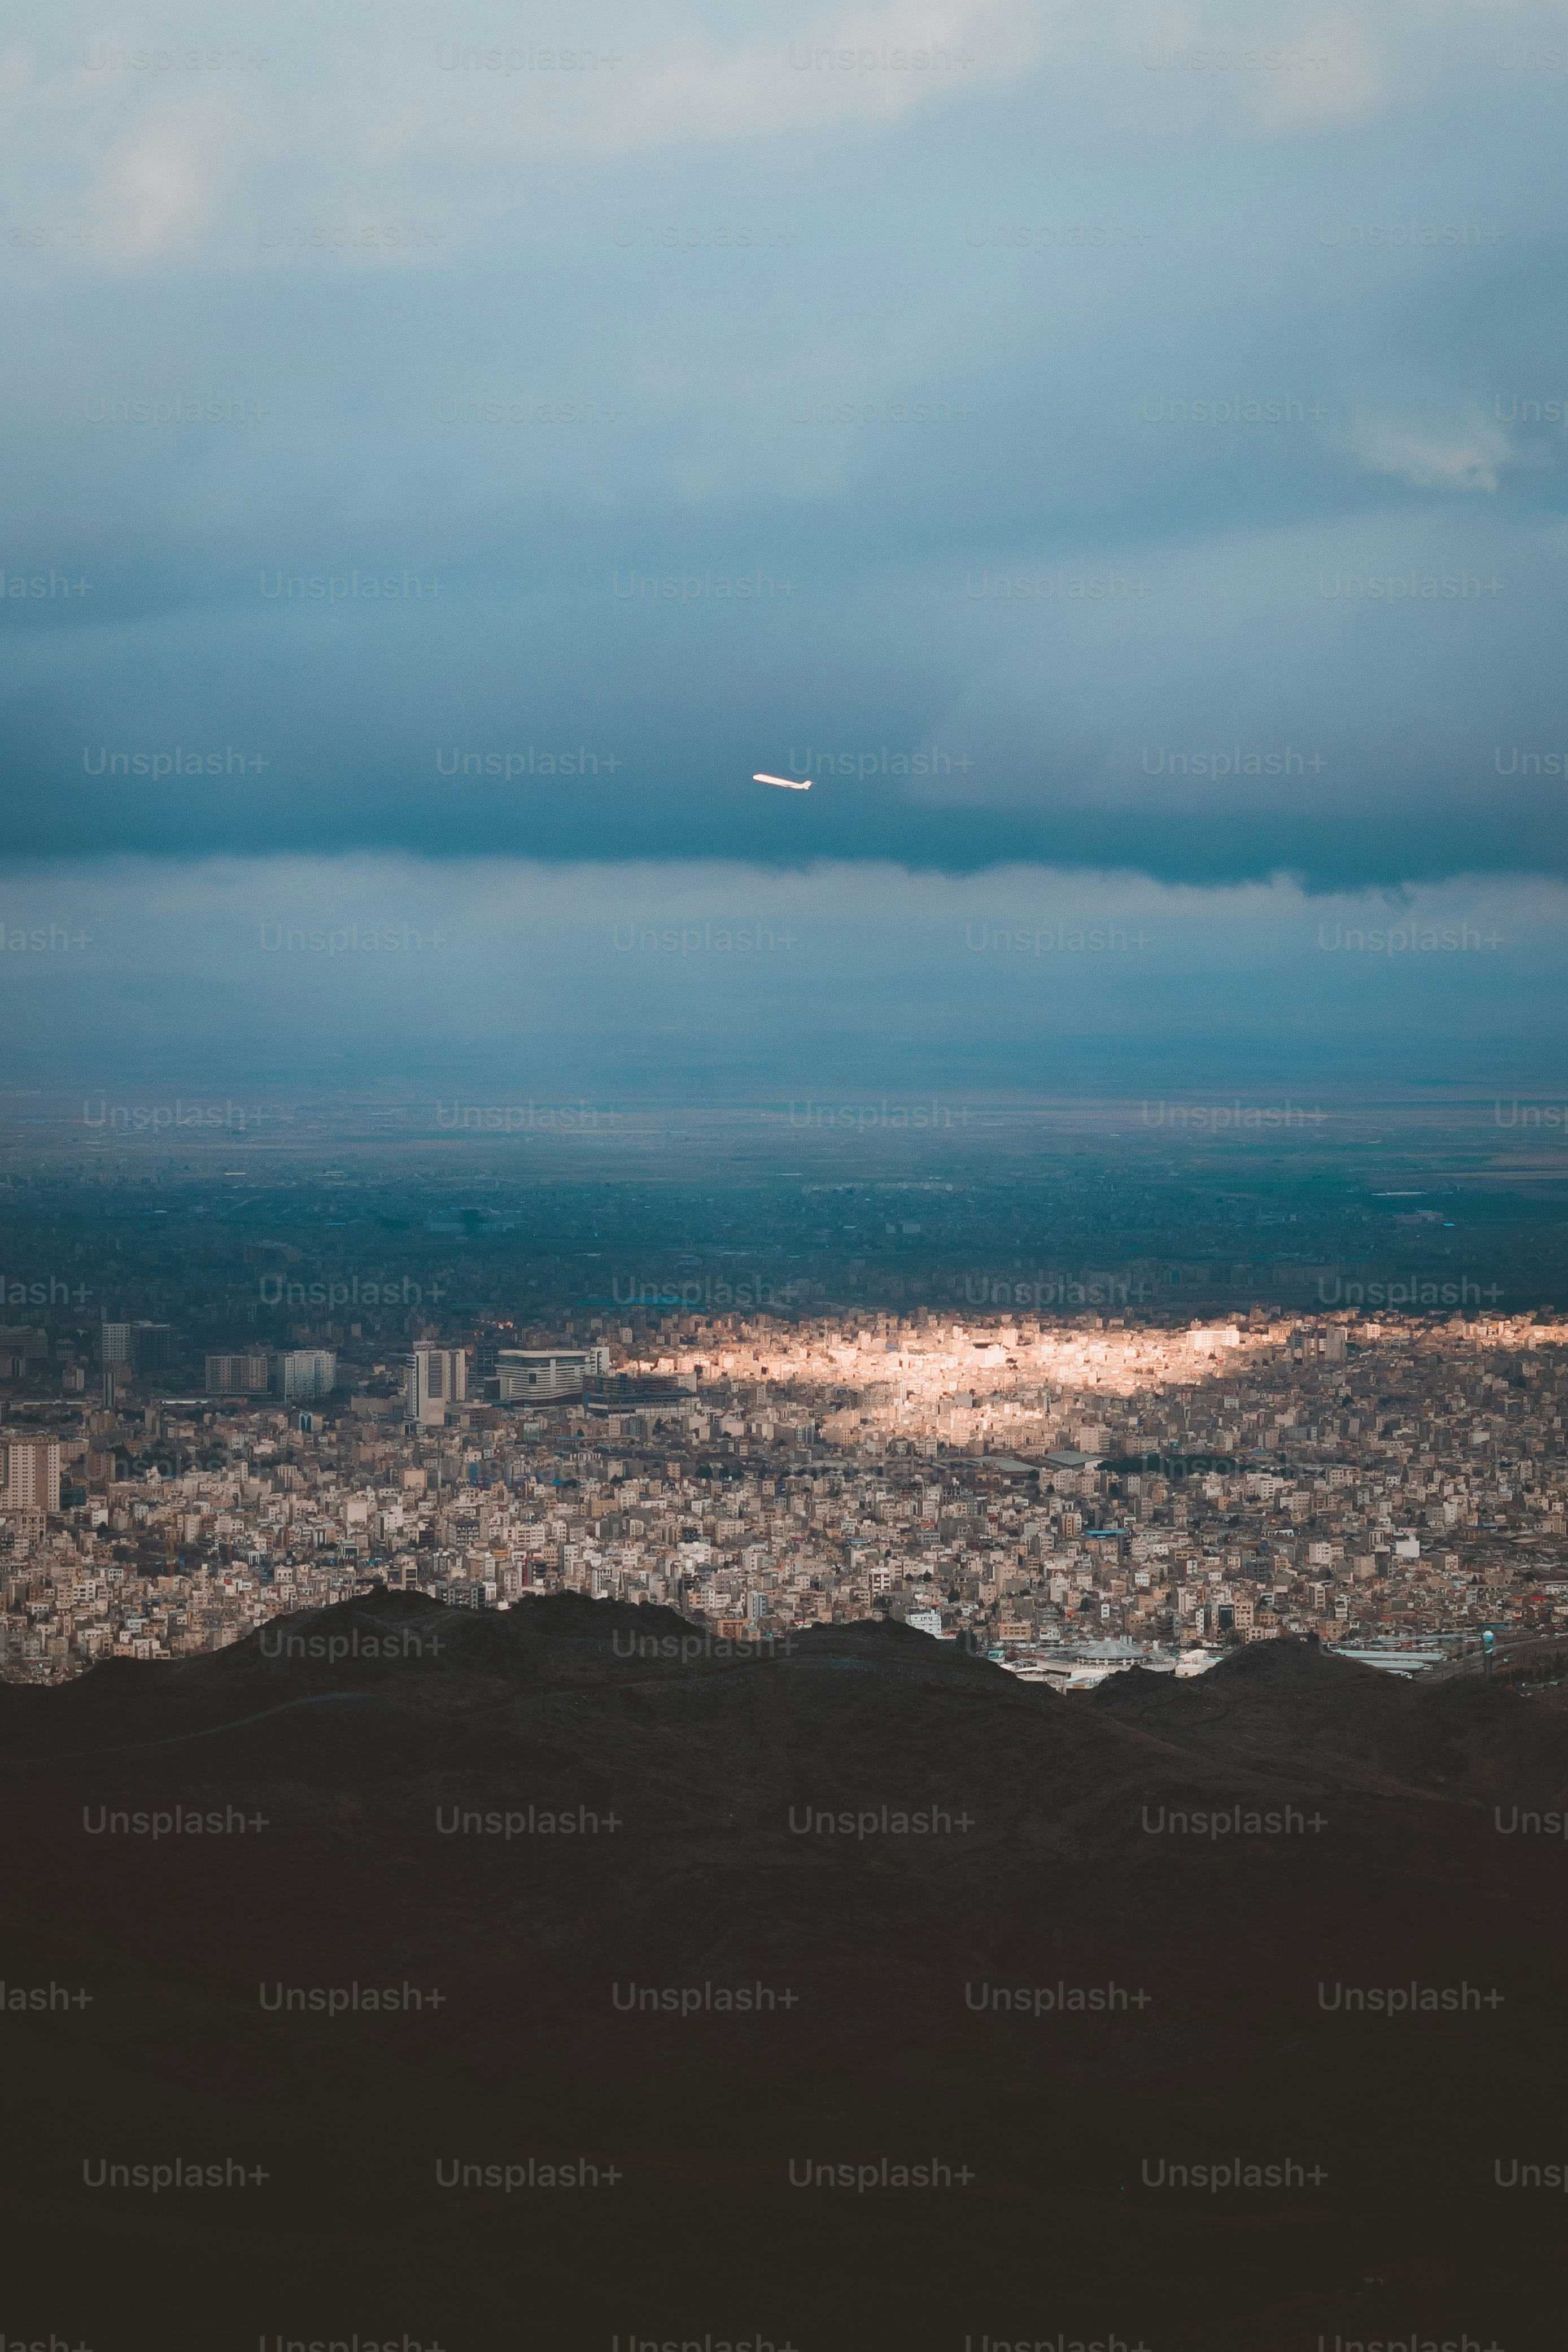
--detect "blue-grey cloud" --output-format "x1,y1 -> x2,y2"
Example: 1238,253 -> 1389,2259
1,0 -> 1566,891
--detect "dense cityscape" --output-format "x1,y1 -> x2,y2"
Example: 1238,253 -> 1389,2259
6,1289 -> 1563,1685
8,2 -> 1568,2337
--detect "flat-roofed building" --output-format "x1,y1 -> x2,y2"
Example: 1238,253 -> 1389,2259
492,1346 -> 609,1404
2,1437 -> 60,1513
408,1346 -> 468,1426
276,1350 -> 337,1403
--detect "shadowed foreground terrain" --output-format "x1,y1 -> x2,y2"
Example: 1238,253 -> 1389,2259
4,1592 -> 1566,2350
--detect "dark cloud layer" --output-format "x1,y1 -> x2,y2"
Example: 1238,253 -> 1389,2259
3,2 -> 1565,883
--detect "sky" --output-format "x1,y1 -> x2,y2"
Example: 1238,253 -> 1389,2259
2,1 -> 1564,1092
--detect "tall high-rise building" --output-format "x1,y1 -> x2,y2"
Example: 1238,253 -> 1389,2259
408,1346 -> 468,1426
101,1321 -> 171,1373
205,1351 -> 271,1394
275,1350 -> 337,1402
2,1439 -> 61,1513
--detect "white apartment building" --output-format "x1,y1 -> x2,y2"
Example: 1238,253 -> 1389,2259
408,1346 -> 468,1426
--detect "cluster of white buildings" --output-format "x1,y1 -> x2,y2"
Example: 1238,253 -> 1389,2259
3,1307 -> 1565,1681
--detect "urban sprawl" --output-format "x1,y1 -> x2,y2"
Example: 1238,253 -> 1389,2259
2,1306 -> 1565,1685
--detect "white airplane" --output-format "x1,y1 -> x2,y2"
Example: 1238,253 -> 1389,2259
753,772 -> 812,790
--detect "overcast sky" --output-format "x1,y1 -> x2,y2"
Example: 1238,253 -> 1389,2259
2,2 -> 1562,1085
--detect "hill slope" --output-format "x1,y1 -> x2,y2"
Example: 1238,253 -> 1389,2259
4,1595 -> 1563,2350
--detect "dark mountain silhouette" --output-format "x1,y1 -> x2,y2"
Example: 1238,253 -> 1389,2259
1093,1634 -> 1568,1804
3,1592 -> 1562,2351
